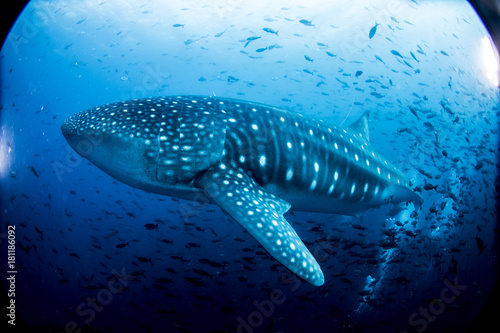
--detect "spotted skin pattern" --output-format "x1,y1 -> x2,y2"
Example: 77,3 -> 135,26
62,95 -> 422,286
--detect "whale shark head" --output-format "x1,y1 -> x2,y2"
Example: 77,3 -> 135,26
61,96 -> 227,195
61,99 -> 162,190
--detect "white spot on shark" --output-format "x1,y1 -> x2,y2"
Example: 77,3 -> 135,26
259,155 -> 266,167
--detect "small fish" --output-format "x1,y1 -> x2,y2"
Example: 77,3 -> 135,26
172,24 -> 184,28
116,242 -> 129,249
136,256 -> 153,264
352,224 -> 366,231
303,69 -> 314,75
369,23 -> 379,39
423,183 -> 438,191
476,237 -> 485,255
199,258 -> 225,268
340,277 -> 353,285
193,269 -> 213,278
29,166 -> 40,178
214,29 -> 227,38
144,223 -> 158,230
244,36 -> 261,47
390,50 -> 403,58
379,239 -> 397,249
246,36 -> 261,41
185,276 -> 205,287
184,39 -> 197,45
440,50 -> 449,56
316,81 -> 326,87
409,106 -> 419,120
256,47 -> 268,53
403,60 -> 414,69
423,121 -> 434,129
130,270 -> 146,278
370,92 -> 384,98
404,230 -> 416,238
299,19 -> 314,26
304,55 -> 313,62
336,78 -> 349,89
263,27 -> 278,35
355,70 -> 363,78
326,51 -> 337,57
410,51 -> 419,62
227,76 -> 239,82
35,226 -> 43,239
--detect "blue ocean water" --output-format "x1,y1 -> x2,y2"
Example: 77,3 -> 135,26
1,0 -> 499,332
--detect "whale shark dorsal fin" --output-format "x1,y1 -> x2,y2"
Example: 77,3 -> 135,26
195,166 -> 325,286
346,111 -> 370,143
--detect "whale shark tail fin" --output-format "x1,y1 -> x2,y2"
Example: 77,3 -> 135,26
195,165 -> 325,286
410,191 -> 424,210
346,111 -> 370,143
391,183 -> 424,210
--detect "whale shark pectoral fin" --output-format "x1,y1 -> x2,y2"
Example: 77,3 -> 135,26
194,166 -> 325,286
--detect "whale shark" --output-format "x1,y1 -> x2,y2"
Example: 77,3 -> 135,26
61,95 -> 422,286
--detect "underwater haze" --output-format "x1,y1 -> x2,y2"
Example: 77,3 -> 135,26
1,0 -> 499,332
